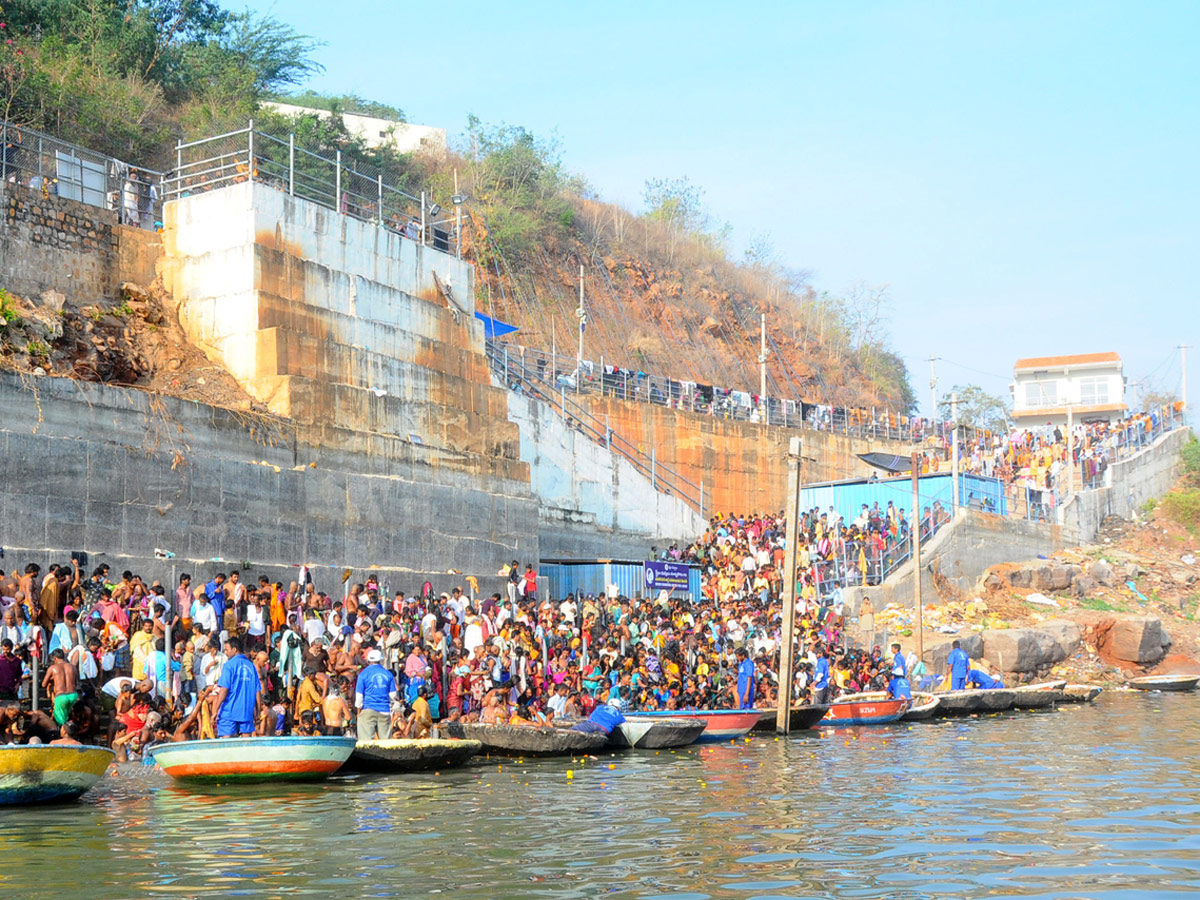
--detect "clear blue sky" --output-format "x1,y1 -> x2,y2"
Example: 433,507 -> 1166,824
242,0 -> 1196,416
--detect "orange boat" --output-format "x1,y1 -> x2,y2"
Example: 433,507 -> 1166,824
818,697 -> 909,726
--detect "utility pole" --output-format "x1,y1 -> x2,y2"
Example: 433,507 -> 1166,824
576,265 -> 586,394
911,451 -> 924,663
1180,345 -> 1189,416
928,355 -> 940,424
776,437 -> 803,735
759,313 -> 769,423
951,392 -> 960,511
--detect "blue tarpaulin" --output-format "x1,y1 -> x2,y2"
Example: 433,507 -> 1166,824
475,312 -> 519,339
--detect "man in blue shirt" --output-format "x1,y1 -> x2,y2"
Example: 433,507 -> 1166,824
946,640 -> 970,691
812,645 -> 831,705
571,688 -> 626,734
888,642 -> 912,700
205,573 -> 227,630
213,635 -> 260,737
356,648 -> 398,740
736,648 -> 756,709
967,668 -> 1005,689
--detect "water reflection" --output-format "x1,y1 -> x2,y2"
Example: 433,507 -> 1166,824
3,694 -> 1200,898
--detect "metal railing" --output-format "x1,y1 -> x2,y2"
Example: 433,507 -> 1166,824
164,123 -> 460,256
1,121 -> 165,229
487,340 -> 708,517
488,341 -> 919,443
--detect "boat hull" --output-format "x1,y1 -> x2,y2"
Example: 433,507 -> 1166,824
345,738 -> 482,773
1011,687 -> 1064,708
443,723 -> 608,756
150,736 -> 357,782
1129,675 -> 1200,692
613,718 -> 706,749
832,692 -> 940,721
629,709 -> 761,743
1063,684 -> 1102,702
933,688 -> 1017,715
819,697 -> 909,726
0,745 -> 114,805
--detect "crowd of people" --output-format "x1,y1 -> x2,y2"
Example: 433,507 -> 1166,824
0,501 -> 1044,754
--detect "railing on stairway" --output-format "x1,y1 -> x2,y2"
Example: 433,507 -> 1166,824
486,340 -> 707,519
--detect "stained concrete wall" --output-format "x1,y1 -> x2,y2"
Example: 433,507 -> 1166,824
0,371 -> 531,595
507,392 -> 706,560
577,396 -> 913,517
1060,427 -> 1191,543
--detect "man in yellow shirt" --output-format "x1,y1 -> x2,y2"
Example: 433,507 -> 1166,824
129,619 -> 155,681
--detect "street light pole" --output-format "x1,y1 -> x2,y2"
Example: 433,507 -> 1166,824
776,437 -> 803,735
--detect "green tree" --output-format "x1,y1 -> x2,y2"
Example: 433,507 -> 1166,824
938,384 -> 1011,431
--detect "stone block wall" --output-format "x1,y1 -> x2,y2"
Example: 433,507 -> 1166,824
0,182 -> 116,301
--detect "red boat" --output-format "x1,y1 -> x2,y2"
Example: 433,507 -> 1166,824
818,696 -> 909,726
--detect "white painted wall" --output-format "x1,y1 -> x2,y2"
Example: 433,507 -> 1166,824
507,391 -> 705,542
262,103 -> 447,155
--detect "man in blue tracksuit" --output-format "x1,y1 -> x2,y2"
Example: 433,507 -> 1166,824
888,642 -> 912,700
572,688 -> 626,734
946,640 -> 970,690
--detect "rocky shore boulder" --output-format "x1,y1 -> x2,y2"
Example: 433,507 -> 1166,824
1090,559 -> 1114,586
982,628 -> 1069,673
1037,619 -> 1083,657
1105,616 -> 1172,665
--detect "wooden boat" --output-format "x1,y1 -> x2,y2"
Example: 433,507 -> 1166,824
1129,674 -> 1200,692
832,691 -> 939,721
442,722 -> 608,756
149,735 -> 357,783
1011,684 -> 1065,709
1062,684 -> 1102,702
752,705 -> 831,732
345,738 -> 482,773
818,696 -> 909,726
0,744 -> 114,805
626,709 -> 761,743
611,717 -> 706,749
933,688 -> 1017,715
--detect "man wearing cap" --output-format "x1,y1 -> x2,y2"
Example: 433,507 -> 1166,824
356,648 -> 397,740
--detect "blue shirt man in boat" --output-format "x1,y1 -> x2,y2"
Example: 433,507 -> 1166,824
571,687 -> 626,734
213,635 -> 261,737
946,640 -> 970,691
967,668 -> 1005,690
887,642 -> 912,701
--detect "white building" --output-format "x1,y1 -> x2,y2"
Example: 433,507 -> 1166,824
262,102 -> 447,155
1010,352 -> 1127,427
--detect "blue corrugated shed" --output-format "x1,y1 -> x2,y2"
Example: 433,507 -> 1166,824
539,560 -> 701,601
798,472 -> 1006,523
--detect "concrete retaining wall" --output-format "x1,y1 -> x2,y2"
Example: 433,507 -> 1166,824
0,371 -> 534,595
1060,427 -> 1192,542
507,392 -> 706,560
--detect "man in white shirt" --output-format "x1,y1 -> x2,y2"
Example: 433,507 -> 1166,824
191,594 -> 218,634
547,682 -> 569,717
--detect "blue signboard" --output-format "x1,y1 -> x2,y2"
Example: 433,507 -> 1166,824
644,560 -> 691,592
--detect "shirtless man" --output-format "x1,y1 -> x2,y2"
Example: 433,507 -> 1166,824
322,680 -> 352,735
42,649 -> 79,726
50,721 -> 81,746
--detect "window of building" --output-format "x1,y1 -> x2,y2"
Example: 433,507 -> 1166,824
1078,375 -> 1109,406
1024,381 -> 1058,408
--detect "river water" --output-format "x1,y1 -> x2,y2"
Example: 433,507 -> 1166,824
3,693 -> 1198,899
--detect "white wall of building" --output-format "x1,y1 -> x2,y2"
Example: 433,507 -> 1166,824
262,102 -> 447,155
1011,361 -> 1126,425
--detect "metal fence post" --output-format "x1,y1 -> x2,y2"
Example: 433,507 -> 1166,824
606,414 -> 611,448
288,133 -> 295,196
176,138 -> 182,182
503,346 -> 509,384
421,191 -> 427,245
336,150 -> 342,209
377,174 -> 383,228
651,448 -> 657,490
1,121 -> 6,183
247,121 -> 254,183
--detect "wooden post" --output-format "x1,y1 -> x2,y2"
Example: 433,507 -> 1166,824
911,451 -> 924,662
776,437 -> 803,734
